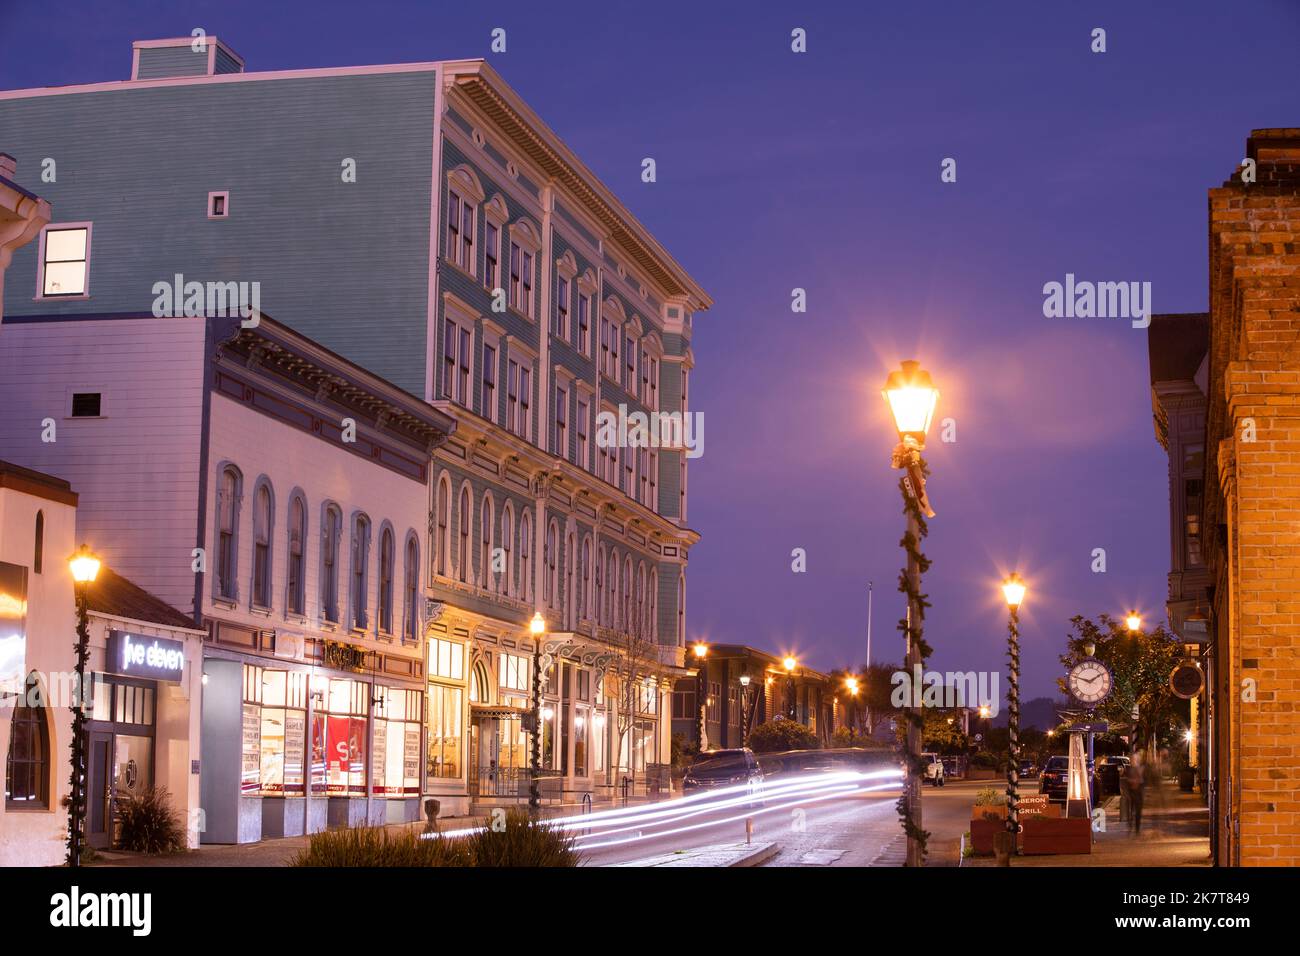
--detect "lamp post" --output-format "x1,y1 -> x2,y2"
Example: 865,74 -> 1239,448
783,655 -> 797,721
1125,611 -> 1142,635
1001,573 -> 1026,851
883,359 -> 939,867
67,544 -> 101,868
739,673 -> 752,746
528,611 -> 546,813
692,642 -> 708,751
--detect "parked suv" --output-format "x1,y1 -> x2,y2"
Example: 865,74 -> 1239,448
922,752 -> 946,787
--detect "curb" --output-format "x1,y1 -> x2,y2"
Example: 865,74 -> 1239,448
730,841 -> 780,867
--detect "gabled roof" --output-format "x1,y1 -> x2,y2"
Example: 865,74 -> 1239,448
0,459 -> 77,506
85,566 -> 199,631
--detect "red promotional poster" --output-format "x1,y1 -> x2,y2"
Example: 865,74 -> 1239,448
326,716 -> 350,794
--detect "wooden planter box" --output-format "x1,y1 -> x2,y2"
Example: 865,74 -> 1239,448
969,818 -> 1004,855
1020,815 -> 1091,855
972,803 -> 1007,821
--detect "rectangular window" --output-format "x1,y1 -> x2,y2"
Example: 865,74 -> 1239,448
625,336 -> 636,391
460,199 -> 474,273
507,360 -> 520,435
447,191 -> 463,267
458,327 -> 471,407
484,221 -> 499,290
555,385 -> 568,459
578,294 -> 590,354
649,357 -> 658,408
428,637 -> 465,680
426,683 -> 463,781
442,320 -> 456,400
556,276 -> 570,340
500,653 -> 530,692
519,366 -> 531,440
40,225 -> 90,297
509,243 -> 521,306
70,392 -> 101,418
521,251 -> 534,316
576,398 -> 589,468
482,344 -> 497,422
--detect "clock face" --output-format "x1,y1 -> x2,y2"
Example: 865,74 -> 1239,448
1068,658 -> 1112,705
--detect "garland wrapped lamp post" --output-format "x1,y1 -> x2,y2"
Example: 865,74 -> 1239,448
528,611 -> 546,814
67,544 -> 101,868
1001,573 -> 1027,853
693,641 -> 708,751
783,655 -> 798,719
882,360 -> 939,867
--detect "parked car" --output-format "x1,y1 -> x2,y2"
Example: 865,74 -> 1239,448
1095,755 -> 1130,796
1017,759 -> 1038,779
922,752 -> 946,787
1039,755 -> 1098,803
683,748 -> 764,804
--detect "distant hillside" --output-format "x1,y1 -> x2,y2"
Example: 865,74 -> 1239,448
991,697 -> 1069,731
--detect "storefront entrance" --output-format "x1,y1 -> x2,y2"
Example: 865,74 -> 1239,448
85,676 -> 157,849
468,705 -> 528,798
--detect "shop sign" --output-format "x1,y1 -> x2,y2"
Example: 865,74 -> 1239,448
106,630 -> 185,683
323,639 -> 367,673
274,630 -> 305,662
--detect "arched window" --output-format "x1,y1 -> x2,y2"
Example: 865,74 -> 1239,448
436,476 -> 451,577
321,503 -> 342,622
287,493 -> 307,616
403,533 -> 419,642
580,536 -> 592,622
649,570 -> 658,641
677,574 -> 686,646
519,510 -> 532,602
606,550 -> 618,628
33,511 -> 44,574
5,676 -> 50,808
501,504 -> 514,597
379,525 -> 395,634
216,464 -> 243,599
480,494 -> 494,590
458,487 -> 471,584
623,556 -> 632,632
470,661 -> 490,704
351,513 -> 371,630
637,562 -> 647,636
544,521 -> 558,608
252,480 -> 273,608
595,545 -> 605,625
565,531 -> 576,628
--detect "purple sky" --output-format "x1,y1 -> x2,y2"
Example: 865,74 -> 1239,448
3,0 -> 1298,700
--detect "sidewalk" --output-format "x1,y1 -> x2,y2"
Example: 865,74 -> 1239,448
966,779 -> 1210,867
611,842 -> 778,868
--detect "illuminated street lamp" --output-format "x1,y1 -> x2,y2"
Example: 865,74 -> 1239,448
882,360 -> 939,868
1001,573 -> 1026,850
1125,611 -> 1142,634
739,673 -> 753,745
67,544 -> 101,867
528,611 -> 546,813
693,642 -> 709,751
783,655 -> 798,720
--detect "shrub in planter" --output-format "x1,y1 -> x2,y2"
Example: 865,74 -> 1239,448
972,787 -> 1007,820
464,809 -> 581,867
747,718 -> 820,754
115,787 -> 187,854
291,826 -> 471,867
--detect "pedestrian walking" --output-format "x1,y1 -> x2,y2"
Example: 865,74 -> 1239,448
1122,751 -> 1146,834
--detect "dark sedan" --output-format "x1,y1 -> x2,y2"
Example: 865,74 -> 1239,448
1095,755 -> 1130,796
1039,755 -> 1098,803
683,748 -> 764,802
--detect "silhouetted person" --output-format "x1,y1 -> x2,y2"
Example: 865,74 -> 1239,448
1122,752 -> 1146,834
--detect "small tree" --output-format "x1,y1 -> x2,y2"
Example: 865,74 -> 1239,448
748,718 -> 820,753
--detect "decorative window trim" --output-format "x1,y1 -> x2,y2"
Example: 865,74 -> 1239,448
319,501 -> 344,625
402,530 -> 421,643
377,520 -> 397,636
347,511 -> 373,633
208,190 -> 230,219
456,481 -> 474,586
285,488 -> 309,619
34,222 -> 93,300
213,461 -> 244,605
447,164 -> 486,204
500,500 -> 515,598
479,490 -> 495,593
249,476 -> 276,611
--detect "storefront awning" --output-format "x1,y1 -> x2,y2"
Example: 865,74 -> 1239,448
470,703 -> 529,719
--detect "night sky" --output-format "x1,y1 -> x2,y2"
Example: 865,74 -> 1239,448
3,0 -> 1298,700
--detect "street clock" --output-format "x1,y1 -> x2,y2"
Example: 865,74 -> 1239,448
1067,657 -> 1113,707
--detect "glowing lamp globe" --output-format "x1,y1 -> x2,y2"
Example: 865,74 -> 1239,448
882,360 -> 939,444
68,544 -> 101,584
1001,574 -> 1026,610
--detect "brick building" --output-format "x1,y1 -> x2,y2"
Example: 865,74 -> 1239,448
1173,128 -> 1300,866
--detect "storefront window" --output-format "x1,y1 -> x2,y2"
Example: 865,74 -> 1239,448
593,710 -> 607,774
426,683 -> 463,781
574,707 -> 588,776
372,688 -> 422,795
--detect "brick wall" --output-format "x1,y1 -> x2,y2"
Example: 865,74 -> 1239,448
1206,129 -> 1300,865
